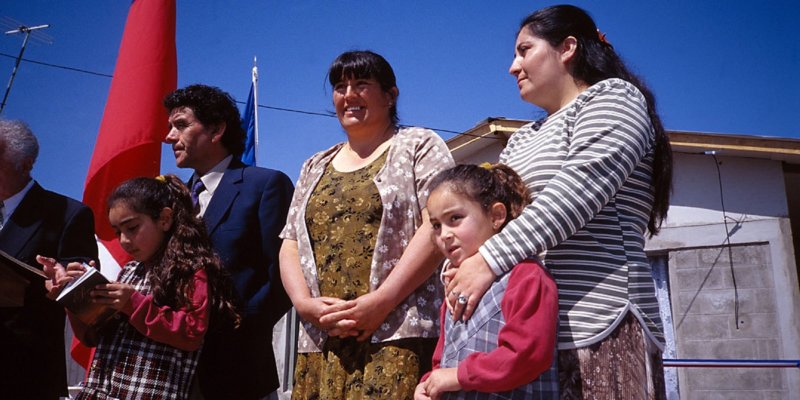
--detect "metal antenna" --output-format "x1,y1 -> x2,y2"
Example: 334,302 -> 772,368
1,23 -> 51,114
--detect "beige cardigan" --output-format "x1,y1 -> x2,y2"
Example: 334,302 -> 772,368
280,126 -> 455,353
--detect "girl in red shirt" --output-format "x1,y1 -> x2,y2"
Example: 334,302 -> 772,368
416,164 -> 559,399
59,175 -> 239,399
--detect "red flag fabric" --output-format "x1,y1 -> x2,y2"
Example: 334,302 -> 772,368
75,0 -> 177,368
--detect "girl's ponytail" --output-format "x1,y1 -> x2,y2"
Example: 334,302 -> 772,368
429,163 -> 531,228
485,164 -> 530,222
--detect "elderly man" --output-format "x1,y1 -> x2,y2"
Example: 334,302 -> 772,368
163,84 -> 294,399
0,119 -> 98,400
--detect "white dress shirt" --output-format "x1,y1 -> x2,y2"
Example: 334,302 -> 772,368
0,179 -> 34,230
191,155 -> 232,217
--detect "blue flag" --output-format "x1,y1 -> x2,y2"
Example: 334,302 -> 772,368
240,83 -> 256,166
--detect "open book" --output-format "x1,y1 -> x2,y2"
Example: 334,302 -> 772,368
0,249 -> 48,279
0,249 -> 47,306
56,265 -> 117,326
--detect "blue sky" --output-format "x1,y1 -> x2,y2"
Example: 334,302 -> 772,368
1,0 -> 798,201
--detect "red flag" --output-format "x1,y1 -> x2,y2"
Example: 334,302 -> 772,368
75,0 -> 177,369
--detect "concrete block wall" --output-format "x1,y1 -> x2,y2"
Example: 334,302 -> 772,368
669,243 -> 790,399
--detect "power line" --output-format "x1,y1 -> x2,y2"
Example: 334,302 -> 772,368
0,51 -> 112,77
0,51 -> 494,138
244,102 -> 463,134
253,103 -> 335,118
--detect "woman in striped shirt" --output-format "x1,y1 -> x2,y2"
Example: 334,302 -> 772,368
445,5 -> 673,399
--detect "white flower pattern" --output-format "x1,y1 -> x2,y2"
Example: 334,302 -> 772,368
279,127 -> 454,353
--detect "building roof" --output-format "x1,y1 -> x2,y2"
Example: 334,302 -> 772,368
447,118 -> 800,165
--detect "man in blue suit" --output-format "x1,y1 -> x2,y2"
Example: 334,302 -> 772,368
0,119 -> 98,400
164,85 -> 294,399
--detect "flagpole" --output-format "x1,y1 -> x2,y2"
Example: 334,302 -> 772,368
251,57 -> 259,166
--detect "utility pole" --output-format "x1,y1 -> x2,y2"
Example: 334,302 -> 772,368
1,24 -> 50,114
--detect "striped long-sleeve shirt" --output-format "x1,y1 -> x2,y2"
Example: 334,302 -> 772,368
480,78 -> 664,349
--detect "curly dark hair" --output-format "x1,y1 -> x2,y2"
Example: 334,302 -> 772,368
107,174 -> 240,330
163,84 -> 245,157
428,163 -> 531,229
519,5 -> 672,236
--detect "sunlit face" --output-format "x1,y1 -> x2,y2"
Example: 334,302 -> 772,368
427,186 -> 502,267
164,107 -> 221,172
508,29 -> 566,113
332,77 -> 395,133
109,202 -> 172,263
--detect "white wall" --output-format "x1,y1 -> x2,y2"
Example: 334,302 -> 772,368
648,153 -> 800,397
666,153 -> 789,226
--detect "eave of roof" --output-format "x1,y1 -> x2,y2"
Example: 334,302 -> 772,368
446,118 -> 800,164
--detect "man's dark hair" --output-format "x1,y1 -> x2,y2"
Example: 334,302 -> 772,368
163,84 -> 245,157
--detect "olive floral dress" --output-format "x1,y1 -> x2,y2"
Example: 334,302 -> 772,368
291,150 -> 435,399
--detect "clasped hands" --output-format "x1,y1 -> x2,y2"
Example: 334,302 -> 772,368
36,255 -> 135,310
293,251 -> 497,340
296,291 -> 393,342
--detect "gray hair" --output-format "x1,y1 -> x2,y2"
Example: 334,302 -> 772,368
0,119 -> 39,170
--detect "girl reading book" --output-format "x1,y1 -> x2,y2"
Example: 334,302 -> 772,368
415,164 -> 559,399
56,174 -> 239,399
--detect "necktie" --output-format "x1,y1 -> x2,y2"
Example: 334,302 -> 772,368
191,179 -> 206,208
0,201 -> 4,229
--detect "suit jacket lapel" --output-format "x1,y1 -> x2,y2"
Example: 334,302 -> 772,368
202,161 -> 244,235
0,183 -> 45,258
